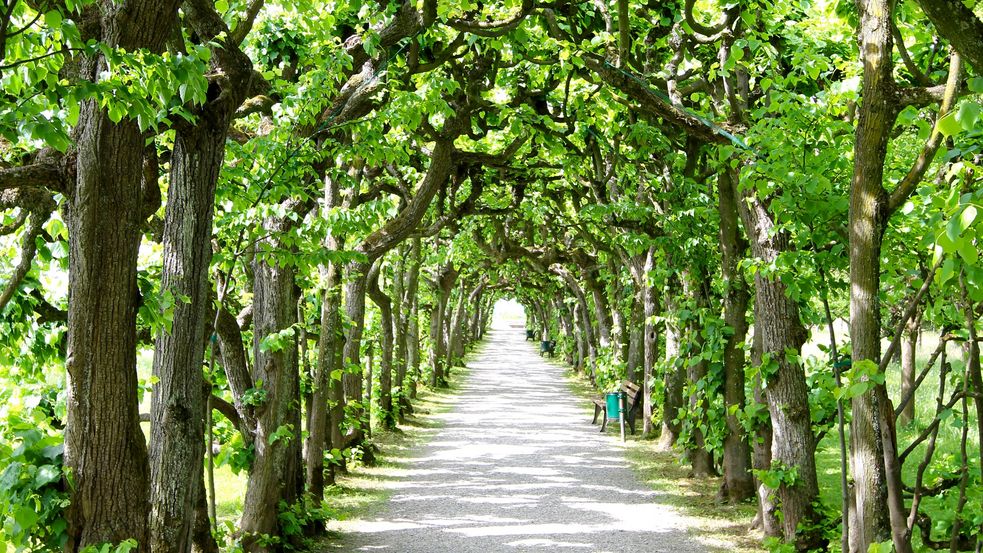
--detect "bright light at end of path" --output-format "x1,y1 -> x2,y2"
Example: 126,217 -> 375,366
491,298 -> 526,330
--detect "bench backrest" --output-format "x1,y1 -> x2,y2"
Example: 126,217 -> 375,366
621,381 -> 642,413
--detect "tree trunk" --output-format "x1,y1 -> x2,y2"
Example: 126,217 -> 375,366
149,104 -> 234,553
586,272 -> 613,350
407,293 -> 421,399
898,313 -> 920,424
557,300 -> 577,367
392,247 -> 408,421
750,300 -> 779,536
447,281 -> 469,368
573,304 -> 587,371
308,257 -> 343,495
468,287 -> 485,346
558,270 -> 597,379
683,270 -> 715,478
736,186 -> 822,549
405,238 -> 422,401
849,2 -> 912,550
430,263 -> 458,387
717,168 -> 755,502
63,3 -> 180,549
626,287 -> 644,384
367,260 -> 396,429
307,171 -> 345,498
341,261 -> 370,441
642,247 -> 658,437
191,474 -> 218,553
659,297 -> 684,450
239,222 -> 302,552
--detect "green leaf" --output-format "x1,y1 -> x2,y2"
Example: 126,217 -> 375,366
44,10 -> 63,29
961,205 -> 978,230
34,464 -> 60,487
215,0 -> 229,13
956,101 -> 981,131
936,111 -> 960,136
14,505 -> 38,531
958,239 -> 978,266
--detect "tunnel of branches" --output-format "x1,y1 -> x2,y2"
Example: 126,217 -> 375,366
1,0 -> 982,551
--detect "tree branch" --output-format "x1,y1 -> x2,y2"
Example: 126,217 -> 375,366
888,50 -> 962,213
0,211 -> 45,314
0,161 -> 65,193
914,0 -> 983,72
582,55 -> 735,145
446,0 -> 534,37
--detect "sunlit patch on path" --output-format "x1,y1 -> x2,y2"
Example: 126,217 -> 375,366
326,315 -> 718,552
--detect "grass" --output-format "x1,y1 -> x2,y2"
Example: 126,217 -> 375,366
811,330 -> 981,551
558,357 -> 764,553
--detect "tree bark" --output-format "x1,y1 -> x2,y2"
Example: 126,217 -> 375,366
63,3 -> 181,548
849,2 -> 914,550
736,184 -> 822,549
717,168 -> 755,502
659,295 -> 685,450
913,0 -> 983,72
367,259 -> 396,429
239,220 -> 302,552
641,248 -> 658,437
148,120 -> 225,553
750,300 -> 779,536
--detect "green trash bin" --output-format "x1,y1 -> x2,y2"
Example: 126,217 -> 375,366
605,392 -> 622,420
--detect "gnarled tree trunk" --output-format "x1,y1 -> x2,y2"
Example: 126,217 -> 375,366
239,219 -> 303,552
736,184 -> 822,549
63,2 -> 181,548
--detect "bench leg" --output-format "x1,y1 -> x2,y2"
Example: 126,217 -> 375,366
600,410 -> 607,433
592,404 -> 601,425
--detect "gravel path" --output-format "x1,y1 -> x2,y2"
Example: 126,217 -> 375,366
331,324 -> 710,552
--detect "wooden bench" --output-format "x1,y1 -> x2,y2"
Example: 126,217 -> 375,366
539,339 -> 556,357
591,381 -> 642,434
526,329 -> 535,341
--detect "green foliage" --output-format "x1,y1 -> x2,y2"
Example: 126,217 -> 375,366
755,460 -> 800,491
79,540 -> 138,553
0,403 -> 68,551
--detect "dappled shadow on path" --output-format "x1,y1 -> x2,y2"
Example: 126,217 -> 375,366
324,328 -> 714,553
